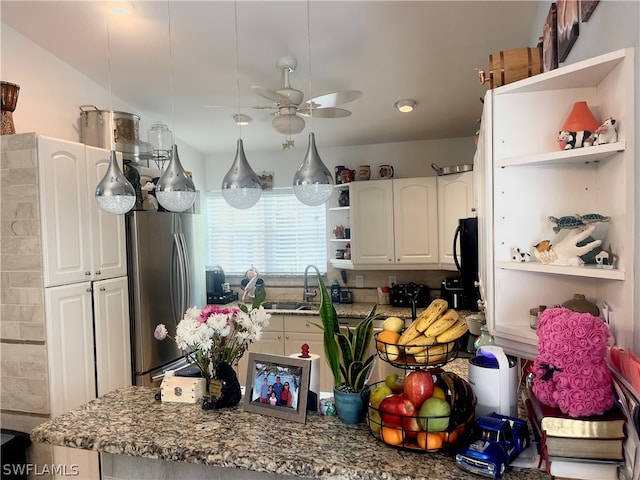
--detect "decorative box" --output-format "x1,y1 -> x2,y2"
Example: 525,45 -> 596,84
160,377 -> 206,404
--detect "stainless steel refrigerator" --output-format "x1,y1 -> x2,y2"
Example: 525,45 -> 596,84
126,211 -> 205,386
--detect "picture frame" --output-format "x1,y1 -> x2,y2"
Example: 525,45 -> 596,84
557,0 -> 579,63
542,3 -> 558,72
580,0 -> 599,22
244,353 -> 310,423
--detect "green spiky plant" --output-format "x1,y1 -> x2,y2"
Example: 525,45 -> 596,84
315,272 -> 378,393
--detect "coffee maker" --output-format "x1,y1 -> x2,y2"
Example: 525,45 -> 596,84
440,217 -> 480,310
206,265 -> 238,304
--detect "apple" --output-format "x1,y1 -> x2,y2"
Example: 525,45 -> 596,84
384,373 -> 404,394
366,407 -> 382,434
403,370 -> 435,408
369,384 -> 393,408
418,397 -> 451,432
378,394 -> 415,428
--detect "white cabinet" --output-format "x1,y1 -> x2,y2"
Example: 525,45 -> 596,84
38,137 -> 127,287
437,171 -> 475,267
349,178 -> 438,269
327,184 -> 353,270
480,48 -> 636,359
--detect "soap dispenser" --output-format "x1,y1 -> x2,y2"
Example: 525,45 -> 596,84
330,279 -> 341,303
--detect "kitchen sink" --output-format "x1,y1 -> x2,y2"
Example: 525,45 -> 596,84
261,301 -> 318,312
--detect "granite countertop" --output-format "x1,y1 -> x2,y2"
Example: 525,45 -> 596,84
31,359 -> 548,480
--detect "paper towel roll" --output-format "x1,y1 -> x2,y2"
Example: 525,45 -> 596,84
289,352 -> 320,410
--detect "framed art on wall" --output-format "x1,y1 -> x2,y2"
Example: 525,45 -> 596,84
580,0 -> 599,22
244,353 -> 310,423
542,3 -> 558,72
557,0 -> 579,62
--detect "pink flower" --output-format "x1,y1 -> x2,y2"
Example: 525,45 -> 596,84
154,324 -> 168,340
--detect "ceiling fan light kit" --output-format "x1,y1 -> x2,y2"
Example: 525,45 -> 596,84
395,99 -> 416,113
272,109 -> 305,134
222,139 -> 262,209
293,132 -> 334,206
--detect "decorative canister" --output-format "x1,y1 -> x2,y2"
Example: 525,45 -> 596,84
562,101 -> 600,133
561,294 -> 599,316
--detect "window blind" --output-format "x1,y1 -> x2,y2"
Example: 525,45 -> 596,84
206,189 -> 327,274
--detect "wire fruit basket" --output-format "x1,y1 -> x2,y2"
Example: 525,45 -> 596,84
365,372 -> 476,453
374,331 -> 460,369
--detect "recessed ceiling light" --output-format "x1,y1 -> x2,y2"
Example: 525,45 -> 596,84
108,1 -> 133,15
395,99 -> 416,113
233,113 -> 252,126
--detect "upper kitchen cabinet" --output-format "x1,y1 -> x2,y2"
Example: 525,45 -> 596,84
38,136 -> 127,287
479,48 -> 635,359
350,178 -> 438,269
437,171 -> 475,268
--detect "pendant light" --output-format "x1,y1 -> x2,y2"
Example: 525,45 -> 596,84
155,2 -> 196,213
293,1 -> 334,206
221,1 -> 261,209
95,6 -> 136,215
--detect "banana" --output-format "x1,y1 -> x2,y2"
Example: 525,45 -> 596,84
436,319 -> 469,343
397,321 -> 422,346
422,309 -> 459,338
412,341 -> 455,365
414,299 -> 448,333
404,335 -> 438,354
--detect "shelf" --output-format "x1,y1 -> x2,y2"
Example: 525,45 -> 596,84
496,142 -> 625,168
328,206 -> 350,212
334,183 -> 351,190
330,259 -> 354,269
495,261 -> 625,280
330,238 -> 351,243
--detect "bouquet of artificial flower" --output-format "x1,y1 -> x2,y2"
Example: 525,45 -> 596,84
154,303 -> 270,384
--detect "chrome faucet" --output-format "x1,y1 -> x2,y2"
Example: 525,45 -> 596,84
303,264 -> 320,303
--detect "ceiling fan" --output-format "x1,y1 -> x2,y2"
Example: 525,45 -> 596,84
251,56 -> 362,135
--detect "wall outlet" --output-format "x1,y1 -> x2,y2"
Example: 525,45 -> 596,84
355,275 -> 364,288
388,276 -> 397,287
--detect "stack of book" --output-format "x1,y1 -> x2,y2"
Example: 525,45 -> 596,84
523,385 -> 626,480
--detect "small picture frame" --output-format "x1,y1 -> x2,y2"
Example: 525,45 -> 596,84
244,353 -> 310,423
580,0 -> 599,22
557,0 -> 579,63
542,3 -> 558,72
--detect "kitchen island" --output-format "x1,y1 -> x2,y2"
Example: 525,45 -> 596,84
31,360 -> 550,480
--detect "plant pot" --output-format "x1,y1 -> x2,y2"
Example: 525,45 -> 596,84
333,387 -> 368,424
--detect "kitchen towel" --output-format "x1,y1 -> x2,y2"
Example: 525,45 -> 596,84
288,352 -> 320,411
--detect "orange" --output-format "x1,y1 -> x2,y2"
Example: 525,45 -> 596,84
432,386 -> 446,400
417,431 -> 443,451
380,426 -> 404,446
376,330 -> 400,351
441,429 -> 460,445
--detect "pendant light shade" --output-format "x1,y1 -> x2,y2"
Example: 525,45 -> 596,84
293,132 -> 334,206
155,144 -> 196,212
221,139 -> 262,209
95,150 -> 136,214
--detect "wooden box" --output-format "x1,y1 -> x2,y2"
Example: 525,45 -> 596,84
160,377 -> 206,404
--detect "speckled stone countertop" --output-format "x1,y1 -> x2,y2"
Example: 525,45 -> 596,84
31,359 -> 548,480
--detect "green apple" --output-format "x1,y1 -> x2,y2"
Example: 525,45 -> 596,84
418,397 -> 451,432
369,384 -> 393,408
385,373 -> 405,393
366,407 -> 382,434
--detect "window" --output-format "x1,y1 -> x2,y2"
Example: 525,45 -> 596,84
206,189 -> 327,274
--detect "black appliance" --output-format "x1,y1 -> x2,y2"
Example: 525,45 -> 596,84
446,217 -> 481,310
206,265 -> 238,304
390,283 -> 430,308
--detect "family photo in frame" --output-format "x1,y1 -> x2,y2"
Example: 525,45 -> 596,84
244,353 -> 310,423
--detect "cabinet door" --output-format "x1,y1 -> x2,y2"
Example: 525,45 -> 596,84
38,137 -> 91,287
393,177 -> 438,264
437,172 -> 475,266
85,146 -> 128,280
93,276 -> 131,396
350,180 -> 394,264
45,282 -> 100,479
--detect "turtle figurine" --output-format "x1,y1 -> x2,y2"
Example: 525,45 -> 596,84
548,215 -> 585,234
576,213 -> 611,225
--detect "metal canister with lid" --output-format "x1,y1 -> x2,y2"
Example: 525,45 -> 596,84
529,305 -> 547,330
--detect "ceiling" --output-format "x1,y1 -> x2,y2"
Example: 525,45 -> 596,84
1,1 -> 540,156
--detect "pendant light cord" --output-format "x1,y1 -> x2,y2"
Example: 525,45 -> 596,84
167,1 -> 176,142
234,1 -> 242,138
307,0 -> 313,132
105,8 -> 115,151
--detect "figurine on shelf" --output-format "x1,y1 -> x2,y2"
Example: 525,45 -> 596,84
549,224 -> 602,266
510,247 -> 531,262
594,117 -> 618,145
557,130 -> 595,150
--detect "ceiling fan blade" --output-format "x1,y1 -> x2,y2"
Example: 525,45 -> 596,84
298,107 -> 351,119
250,85 -> 292,105
303,90 -> 363,109
202,104 -> 274,110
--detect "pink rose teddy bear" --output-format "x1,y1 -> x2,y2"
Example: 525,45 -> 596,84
532,307 -> 614,418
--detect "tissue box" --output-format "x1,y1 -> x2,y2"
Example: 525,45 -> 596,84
160,377 -> 206,404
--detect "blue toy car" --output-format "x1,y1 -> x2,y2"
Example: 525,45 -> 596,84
455,413 -> 530,478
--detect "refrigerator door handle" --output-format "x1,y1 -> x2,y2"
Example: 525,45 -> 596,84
179,233 -> 191,308
174,233 -> 187,317
453,224 -> 462,273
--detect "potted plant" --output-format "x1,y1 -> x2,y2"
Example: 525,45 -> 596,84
316,272 -> 378,423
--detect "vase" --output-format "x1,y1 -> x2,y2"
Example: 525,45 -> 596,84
1,82 -> 20,135
562,101 -> 600,133
333,387 -> 367,424
561,293 -> 599,316
202,361 -> 242,410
